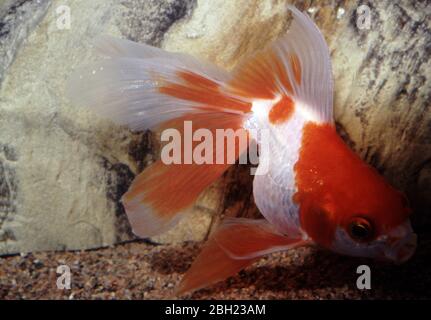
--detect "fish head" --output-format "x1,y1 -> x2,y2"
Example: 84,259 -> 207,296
328,185 -> 417,264
296,124 -> 417,264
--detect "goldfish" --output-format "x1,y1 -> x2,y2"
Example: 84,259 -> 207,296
68,6 -> 417,294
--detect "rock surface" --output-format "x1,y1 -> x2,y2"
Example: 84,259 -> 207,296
0,0 -> 211,255
0,0 -> 51,85
0,0 -> 430,255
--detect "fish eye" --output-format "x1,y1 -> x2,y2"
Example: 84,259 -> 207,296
347,217 -> 374,242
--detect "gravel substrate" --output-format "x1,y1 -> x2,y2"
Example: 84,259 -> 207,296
1,233 -> 430,300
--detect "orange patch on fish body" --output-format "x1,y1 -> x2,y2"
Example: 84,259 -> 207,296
268,95 -> 295,124
293,123 -> 410,247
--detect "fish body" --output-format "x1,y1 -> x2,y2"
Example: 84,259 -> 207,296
68,6 -> 417,294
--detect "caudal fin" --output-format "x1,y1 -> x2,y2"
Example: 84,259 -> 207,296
177,218 -> 307,295
67,36 -> 252,237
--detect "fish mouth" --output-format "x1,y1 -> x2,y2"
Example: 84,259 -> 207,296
383,222 -> 417,264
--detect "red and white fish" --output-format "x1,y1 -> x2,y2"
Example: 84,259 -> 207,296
68,7 -> 417,294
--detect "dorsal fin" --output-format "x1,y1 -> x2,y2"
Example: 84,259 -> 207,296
228,6 -> 334,124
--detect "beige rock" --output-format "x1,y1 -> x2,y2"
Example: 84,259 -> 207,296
0,0 -> 51,84
0,0 -> 206,255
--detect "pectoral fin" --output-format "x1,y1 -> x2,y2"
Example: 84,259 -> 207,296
177,218 -> 307,295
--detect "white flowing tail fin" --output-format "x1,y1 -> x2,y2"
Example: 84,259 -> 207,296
67,36 -> 252,237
